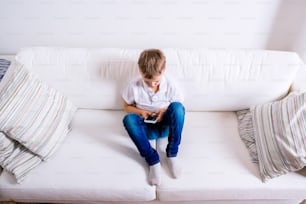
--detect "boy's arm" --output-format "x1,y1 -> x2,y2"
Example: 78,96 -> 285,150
123,101 -> 152,119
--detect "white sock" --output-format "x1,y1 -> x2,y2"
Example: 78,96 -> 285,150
149,163 -> 161,186
167,157 -> 182,178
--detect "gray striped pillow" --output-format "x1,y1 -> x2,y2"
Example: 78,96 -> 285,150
236,109 -> 258,163
0,59 -> 10,81
238,92 -> 306,182
0,62 -> 76,182
252,91 -> 306,182
0,132 -> 41,183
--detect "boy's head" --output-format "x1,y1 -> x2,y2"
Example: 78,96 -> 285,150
138,49 -> 166,80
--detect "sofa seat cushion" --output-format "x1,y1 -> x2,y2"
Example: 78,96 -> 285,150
156,111 -> 306,201
1,110 -> 306,203
0,109 -> 156,203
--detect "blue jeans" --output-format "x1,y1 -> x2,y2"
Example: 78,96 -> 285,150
123,102 -> 185,166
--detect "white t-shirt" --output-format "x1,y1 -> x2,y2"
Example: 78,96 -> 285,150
122,75 -> 183,113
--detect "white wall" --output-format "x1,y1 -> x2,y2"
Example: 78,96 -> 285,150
0,0 -> 306,61
265,0 -> 306,61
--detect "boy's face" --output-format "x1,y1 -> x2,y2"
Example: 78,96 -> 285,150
142,73 -> 163,88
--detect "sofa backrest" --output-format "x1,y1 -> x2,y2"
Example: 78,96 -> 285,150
291,62 -> 306,92
16,47 -> 303,111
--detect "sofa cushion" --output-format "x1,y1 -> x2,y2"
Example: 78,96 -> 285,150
0,109 -> 156,202
156,111 -> 306,201
0,62 -> 76,183
1,110 -> 306,202
16,47 -> 302,111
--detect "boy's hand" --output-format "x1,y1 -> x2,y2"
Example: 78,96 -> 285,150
123,102 -> 160,120
139,110 -> 152,119
156,107 -> 167,122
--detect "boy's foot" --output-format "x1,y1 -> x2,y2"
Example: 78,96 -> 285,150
149,163 -> 161,186
166,157 -> 182,178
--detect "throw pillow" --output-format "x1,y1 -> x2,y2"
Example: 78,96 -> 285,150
252,91 -> 306,182
0,131 -> 42,183
0,62 -> 77,182
0,59 -> 11,81
236,109 -> 258,163
237,91 -> 306,182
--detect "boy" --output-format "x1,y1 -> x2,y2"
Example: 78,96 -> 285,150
122,49 -> 185,186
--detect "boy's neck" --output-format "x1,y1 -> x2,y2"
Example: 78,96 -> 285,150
150,85 -> 159,93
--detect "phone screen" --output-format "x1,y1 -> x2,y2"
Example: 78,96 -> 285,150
144,115 -> 158,123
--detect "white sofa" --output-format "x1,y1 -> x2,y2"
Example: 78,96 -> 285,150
1,47 -> 306,204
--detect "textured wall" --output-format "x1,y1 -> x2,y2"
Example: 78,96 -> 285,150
0,0 -> 305,59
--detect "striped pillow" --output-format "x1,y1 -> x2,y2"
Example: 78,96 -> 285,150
0,62 -> 76,182
249,92 -> 306,182
236,109 -> 258,163
0,59 -> 10,81
251,93 -> 306,181
0,132 -> 42,183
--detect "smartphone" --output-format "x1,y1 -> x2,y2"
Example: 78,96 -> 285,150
144,114 -> 158,124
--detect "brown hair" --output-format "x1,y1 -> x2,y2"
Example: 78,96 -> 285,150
138,49 -> 166,79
